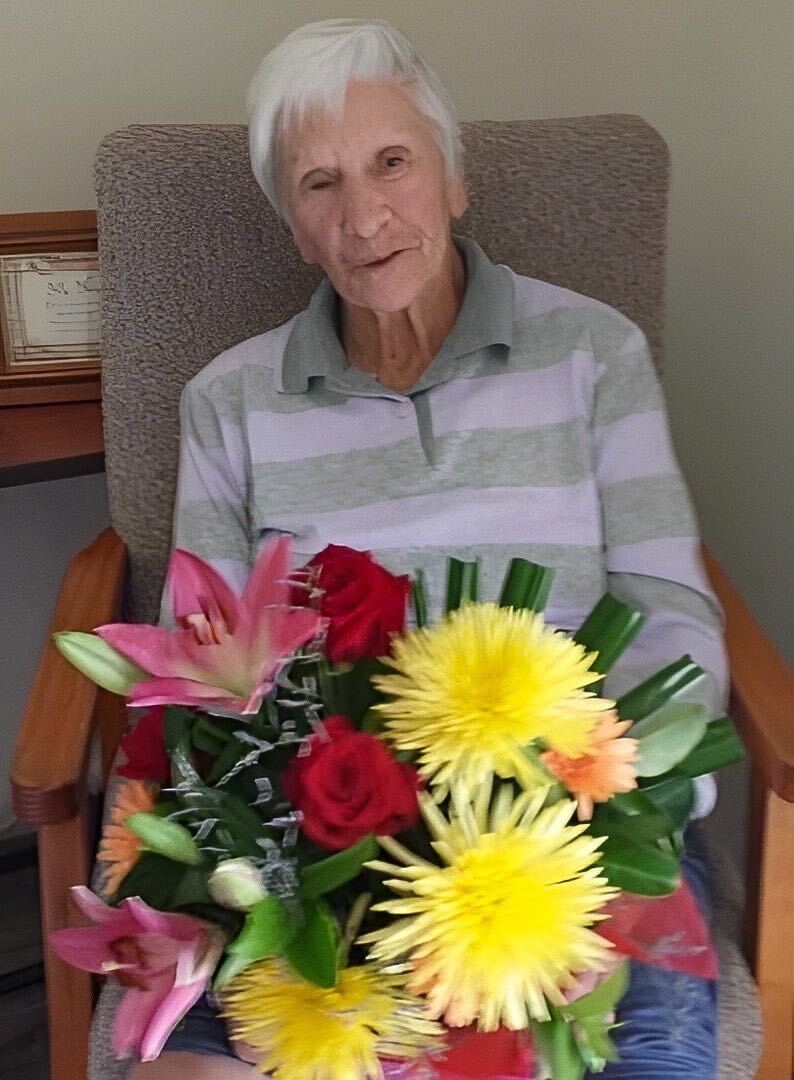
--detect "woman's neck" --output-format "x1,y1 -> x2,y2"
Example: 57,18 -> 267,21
340,242 -> 466,393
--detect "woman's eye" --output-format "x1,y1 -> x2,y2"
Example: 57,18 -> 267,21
385,156 -> 404,169
310,179 -> 332,191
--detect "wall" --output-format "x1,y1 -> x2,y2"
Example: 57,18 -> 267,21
1,1 -> 791,851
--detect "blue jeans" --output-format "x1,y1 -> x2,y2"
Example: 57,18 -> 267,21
591,826 -> 718,1079
165,830 -> 718,1078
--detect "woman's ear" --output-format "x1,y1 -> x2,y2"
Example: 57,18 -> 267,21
282,197 -> 320,265
448,169 -> 468,221
291,226 -> 321,266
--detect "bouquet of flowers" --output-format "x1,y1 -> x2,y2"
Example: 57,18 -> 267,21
51,538 -> 743,1079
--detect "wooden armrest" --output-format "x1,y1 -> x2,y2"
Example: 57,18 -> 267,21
702,545 -> 794,801
11,527 -> 127,825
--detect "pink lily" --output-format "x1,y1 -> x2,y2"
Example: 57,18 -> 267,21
96,537 -> 324,715
51,886 -> 225,1062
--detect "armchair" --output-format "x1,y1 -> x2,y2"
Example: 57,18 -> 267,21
12,117 -> 791,1079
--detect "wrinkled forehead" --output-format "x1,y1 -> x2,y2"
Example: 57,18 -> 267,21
276,77 -> 439,173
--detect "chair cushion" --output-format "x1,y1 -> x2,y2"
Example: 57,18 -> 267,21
94,116 -> 670,624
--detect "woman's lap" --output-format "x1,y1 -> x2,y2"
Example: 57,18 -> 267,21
591,826 -> 718,1079
161,829 -> 718,1079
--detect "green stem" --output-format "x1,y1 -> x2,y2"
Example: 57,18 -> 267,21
338,892 -> 373,967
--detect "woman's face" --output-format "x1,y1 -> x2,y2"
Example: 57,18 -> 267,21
278,78 -> 467,313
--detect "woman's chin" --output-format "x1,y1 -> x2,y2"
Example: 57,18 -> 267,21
345,274 -> 427,313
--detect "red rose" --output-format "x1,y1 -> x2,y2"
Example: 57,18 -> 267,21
283,715 -> 420,850
296,545 -> 411,664
117,706 -> 170,783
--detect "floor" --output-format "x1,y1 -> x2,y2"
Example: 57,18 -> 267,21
0,836 -> 48,1080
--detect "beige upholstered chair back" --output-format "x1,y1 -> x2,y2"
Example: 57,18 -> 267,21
93,116 -> 670,624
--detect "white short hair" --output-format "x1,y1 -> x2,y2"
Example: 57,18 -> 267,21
245,18 -> 463,217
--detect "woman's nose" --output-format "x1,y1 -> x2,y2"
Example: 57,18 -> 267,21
340,180 -> 391,238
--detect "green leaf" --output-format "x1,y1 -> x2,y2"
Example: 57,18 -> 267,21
499,558 -> 555,612
572,595 -> 646,675
213,895 -> 295,990
169,866 -> 213,908
53,631 -> 148,695
227,894 -> 293,960
616,656 -> 706,723
445,558 -> 479,611
412,569 -> 428,629
531,1014 -> 586,1080
672,716 -> 745,777
606,789 -> 661,816
638,775 -> 695,831
589,806 -> 673,843
213,952 -> 257,991
321,659 -> 387,728
592,787 -> 677,842
360,709 -> 386,735
191,716 -> 232,755
301,834 -> 379,898
560,961 -> 630,1021
170,738 -> 268,859
574,1017 -> 621,1067
205,736 -> 248,785
597,835 -> 680,896
164,706 -> 197,752
125,812 -> 203,865
631,703 -> 708,777
112,852 -> 186,907
284,900 -> 339,989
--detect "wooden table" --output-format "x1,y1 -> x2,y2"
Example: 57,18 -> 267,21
0,401 -> 105,487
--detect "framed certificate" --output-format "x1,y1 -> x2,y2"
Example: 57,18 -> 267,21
0,211 -> 101,406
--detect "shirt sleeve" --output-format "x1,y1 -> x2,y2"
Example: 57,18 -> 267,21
158,378 -> 252,627
589,314 -> 729,818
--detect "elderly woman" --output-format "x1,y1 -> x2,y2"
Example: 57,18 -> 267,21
132,18 -> 723,1080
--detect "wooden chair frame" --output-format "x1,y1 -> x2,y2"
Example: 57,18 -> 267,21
11,527 -> 794,1080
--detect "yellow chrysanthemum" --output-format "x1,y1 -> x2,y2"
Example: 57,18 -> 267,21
221,959 -> 443,1080
97,779 -> 158,894
360,780 -> 617,1028
373,602 -> 615,796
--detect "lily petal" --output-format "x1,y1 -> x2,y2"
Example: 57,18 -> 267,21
138,978 -> 207,1061
113,971 -> 174,1060
98,623 -> 255,698
50,926 -> 128,973
168,549 -> 243,633
126,898 -> 209,942
258,605 -> 325,662
95,624 -> 211,683
127,677 -> 251,713
241,679 -> 275,716
240,536 -> 292,622
70,884 -> 115,923
174,927 -> 226,987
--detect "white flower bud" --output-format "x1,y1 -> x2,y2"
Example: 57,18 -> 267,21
207,858 -> 268,911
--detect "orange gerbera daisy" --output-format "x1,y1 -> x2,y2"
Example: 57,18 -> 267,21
97,779 -> 159,894
541,711 -> 638,820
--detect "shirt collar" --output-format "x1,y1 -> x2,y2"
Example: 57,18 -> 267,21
278,234 -> 514,395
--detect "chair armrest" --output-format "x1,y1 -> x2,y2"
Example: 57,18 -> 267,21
702,545 -> 794,801
11,527 -> 127,825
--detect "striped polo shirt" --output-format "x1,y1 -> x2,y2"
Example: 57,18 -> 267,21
169,235 -> 727,809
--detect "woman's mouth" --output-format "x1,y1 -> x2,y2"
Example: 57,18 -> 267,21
358,249 -> 406,270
